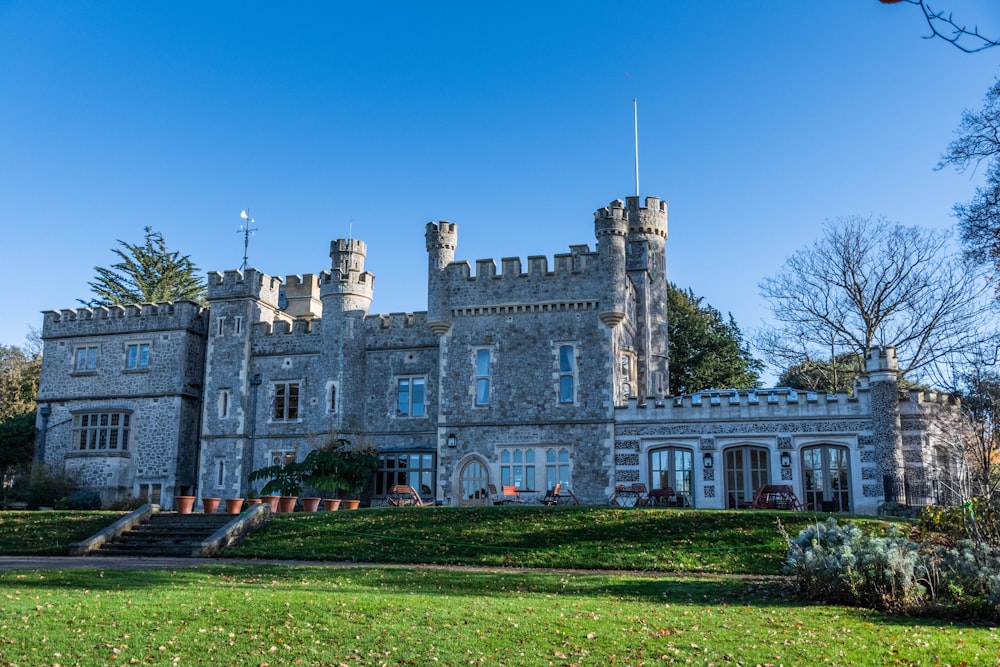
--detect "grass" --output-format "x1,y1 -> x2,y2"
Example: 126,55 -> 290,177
0,511 -> 125,555
2,507 -> 995,666
226,505 -> 896,575
1,564 -> 997,666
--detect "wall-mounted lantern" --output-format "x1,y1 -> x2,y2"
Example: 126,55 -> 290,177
780,451 -> 792,468
702,452 -> 714,469
446,433 -> 457,448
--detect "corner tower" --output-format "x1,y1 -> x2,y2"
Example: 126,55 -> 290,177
625,195 -> 669,399
320,239 -> 374,316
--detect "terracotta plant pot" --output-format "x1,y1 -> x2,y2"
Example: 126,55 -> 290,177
202,497 -> 221,514
341,499 -> 361,510
174,495 -> 196,514
260,495 -> 280,512
301,497 -> 321,512
248,498 -> 263,506
225,498 -> 245,514
277,495 -> 298,513
322,498 -> 341,511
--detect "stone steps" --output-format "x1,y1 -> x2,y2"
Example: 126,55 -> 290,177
93,512 -> 237,557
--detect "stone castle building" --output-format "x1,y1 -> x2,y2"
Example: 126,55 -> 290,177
35,195 -> 958,514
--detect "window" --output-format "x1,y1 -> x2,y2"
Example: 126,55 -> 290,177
328,383 -> 337,414
273,382 -> 300,420
219,390 -> 230,418
802,445 -> 851,512
216,317 -> 226,336
650,447 -> 694,505
724,446 -> 769,508
397,377 -> 426,417
558,345 -> 575,403
475,349 -> 491,406
74,345 -> 98,371
73,411 -> 130,451
126,342 -> 150,369
270,450 -> 297,467
233,316 -> 244,335
500,448 -> 536,490
545,447 -> 571,490
375,452 -> 435,498
216,460 -> 226,487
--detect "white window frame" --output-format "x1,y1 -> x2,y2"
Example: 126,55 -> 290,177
499,447 -> 537,490
216,316 -> 227,337
72,411 -> 131,451
233,316 -> 244,335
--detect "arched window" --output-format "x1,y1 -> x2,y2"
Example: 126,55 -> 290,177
724,446 -> 769,508
545,447 -> 571,490
458,459 -> 490,506
802,445 -> 851,512
650,447 -> 694,506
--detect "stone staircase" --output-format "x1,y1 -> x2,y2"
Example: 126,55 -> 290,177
69,504 -> 270,558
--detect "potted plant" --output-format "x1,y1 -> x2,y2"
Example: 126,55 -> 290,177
174,494 -> 196,514
299,438 -> 379,510
225,497 -> 245,514
202,496 -> 222,514
248,459 -> 306,513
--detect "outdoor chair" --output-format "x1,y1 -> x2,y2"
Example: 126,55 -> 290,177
540,483 -> 563,506
501,485 -> 524,504
386,484 -> 434,507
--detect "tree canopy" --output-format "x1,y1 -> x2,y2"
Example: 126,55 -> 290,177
757,215 -> 993,386
0,344 -> 40,482
85,227 -> 205,306
666,282 -> 762,395
777,353 -> 863,395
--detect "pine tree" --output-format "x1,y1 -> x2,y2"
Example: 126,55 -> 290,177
85,227 -> 205,305
666,282 -> 762,395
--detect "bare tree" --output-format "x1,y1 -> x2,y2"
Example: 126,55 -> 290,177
757,215 -> 995,385
881,0 -> 1000,53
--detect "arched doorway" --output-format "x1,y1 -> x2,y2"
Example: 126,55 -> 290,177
457,458 -> 490,506
649,447 -> 694,506
802,445 -> 851,512
724,446 -> 769,508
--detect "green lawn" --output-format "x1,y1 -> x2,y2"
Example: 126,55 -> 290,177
0,510 -> 124,555
1,507 -> 996,666
2,565 -> 997,666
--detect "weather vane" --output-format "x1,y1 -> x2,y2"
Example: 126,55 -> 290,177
238,209 -> 258,271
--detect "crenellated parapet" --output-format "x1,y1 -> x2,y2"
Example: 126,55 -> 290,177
624,195 -> 668,238
615,387 -> 869,421
436,244 -> 601,309
42,301 -> 207,339
207,269 -> 281,307
281,273 -> 322,319
594,199 -> 629,238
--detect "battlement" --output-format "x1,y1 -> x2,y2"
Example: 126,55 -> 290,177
446,245 -> 598,281
614,386 -> 869,422
256,318 -> 317,335
42,301 -> 207,338
330,238 -> 367,255
594,199 -> 629,237
281,274 -> 322,319
425,221 -> 458,250
624,195 -> 668,238
372,312 -> 424,329
206,268 -> 281,307
865,345 -> 899,373
901,388 -> 960,406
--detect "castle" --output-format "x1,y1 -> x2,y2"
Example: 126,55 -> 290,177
34,195 -> 958,514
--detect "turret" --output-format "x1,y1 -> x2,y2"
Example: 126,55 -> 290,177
320,238 -> 374,316
426,221 -> 457,335
866,346 -> 906,507
594,200 -> 629,327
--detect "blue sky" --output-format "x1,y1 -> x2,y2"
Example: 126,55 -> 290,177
2,1 -> 999,382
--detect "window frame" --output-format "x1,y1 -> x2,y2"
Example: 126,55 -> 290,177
72,410 -> 131,452
374,451 -> 436,499
125,341 -> 151,370
499,447 -> 537,490
73,345 -> 99,372
557,344 -> 577,404
396,376 -> 427,417
474,348 -> 491,406
272,381 -> 302,421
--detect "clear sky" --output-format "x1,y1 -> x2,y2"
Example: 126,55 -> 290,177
2,1 -> 999,383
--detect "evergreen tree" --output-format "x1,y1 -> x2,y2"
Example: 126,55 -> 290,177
85,227 -> 205,305
778,353 -> 863,394
667,282 -> 762,395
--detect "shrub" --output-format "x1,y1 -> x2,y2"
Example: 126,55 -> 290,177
66,489 -> 102,510
785,518 -> 1000,618
917,501 -> 1000,549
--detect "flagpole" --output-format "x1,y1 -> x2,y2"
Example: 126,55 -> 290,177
633,98 -> 640,199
